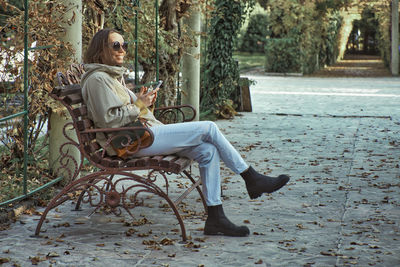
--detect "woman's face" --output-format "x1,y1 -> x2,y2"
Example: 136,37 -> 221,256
101,32 -> 126,66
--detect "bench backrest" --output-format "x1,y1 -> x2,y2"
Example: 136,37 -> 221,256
52,64 -> 120,169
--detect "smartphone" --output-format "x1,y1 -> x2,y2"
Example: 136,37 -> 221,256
149,80 -> 163,91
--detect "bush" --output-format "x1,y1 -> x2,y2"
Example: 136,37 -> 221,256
264,38 -> 301,73
239,13 -> 270,53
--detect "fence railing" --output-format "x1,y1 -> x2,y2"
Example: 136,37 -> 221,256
0,0 -> 64,207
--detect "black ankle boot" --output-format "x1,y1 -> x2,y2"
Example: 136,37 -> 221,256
204,205 -> 250,237
240,166 -> 290,199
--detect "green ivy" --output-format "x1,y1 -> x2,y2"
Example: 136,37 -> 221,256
200,0 -> 254,118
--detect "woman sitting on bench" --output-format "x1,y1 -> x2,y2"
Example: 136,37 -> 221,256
81,29 -> 290,237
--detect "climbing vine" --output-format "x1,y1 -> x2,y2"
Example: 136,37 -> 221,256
201,0 -> 254,119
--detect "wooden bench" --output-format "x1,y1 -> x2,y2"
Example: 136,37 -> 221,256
34,64 -> 206,241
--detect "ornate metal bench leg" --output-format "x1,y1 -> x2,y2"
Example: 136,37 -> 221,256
35,172 -> 107,236
74,174 -> 115,211
159,191 -> 188,241
36,170 -> 193,241
74,182 -> 93,211
35,190 -> 74,236
121,171 -> 189,241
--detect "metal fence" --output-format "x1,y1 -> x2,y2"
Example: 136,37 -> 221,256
0,0 -> 64,207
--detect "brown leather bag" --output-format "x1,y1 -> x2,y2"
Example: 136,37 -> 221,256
111,119 -> 152,158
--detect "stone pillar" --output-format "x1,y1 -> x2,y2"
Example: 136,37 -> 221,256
392,0 -> 399,75
49,0 -> 82,180
62,0 -> 83,62
181,4 -> 200,121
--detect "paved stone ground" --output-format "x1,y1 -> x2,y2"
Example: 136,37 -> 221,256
1,58 -> 400,266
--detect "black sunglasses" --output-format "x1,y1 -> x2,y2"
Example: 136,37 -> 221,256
109,41 -> 128,51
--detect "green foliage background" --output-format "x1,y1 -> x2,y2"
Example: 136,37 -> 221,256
239,13 -> 269,53
262,0 -> 344,74
239,0 -> 395,74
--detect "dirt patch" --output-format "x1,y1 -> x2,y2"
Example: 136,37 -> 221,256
0,200 -> 36,226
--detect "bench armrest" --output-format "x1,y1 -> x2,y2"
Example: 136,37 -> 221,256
154,104 -> 196,124
82,126 -> 154,157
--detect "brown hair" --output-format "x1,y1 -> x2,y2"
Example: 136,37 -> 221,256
83,28 -> 119,64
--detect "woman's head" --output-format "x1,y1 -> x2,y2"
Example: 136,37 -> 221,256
83,28 -> 127,66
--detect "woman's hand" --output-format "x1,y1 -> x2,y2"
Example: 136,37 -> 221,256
137,86 -> 159,107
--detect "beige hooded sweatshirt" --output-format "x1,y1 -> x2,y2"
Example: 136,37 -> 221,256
81,63 -> 162,155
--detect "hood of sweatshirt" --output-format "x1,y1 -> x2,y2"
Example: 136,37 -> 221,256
81,63 -> 127,85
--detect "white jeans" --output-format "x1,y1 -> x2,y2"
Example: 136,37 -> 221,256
134,121 -> 249,206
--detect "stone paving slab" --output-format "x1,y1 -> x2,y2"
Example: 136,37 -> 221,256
1,75 -> 400,267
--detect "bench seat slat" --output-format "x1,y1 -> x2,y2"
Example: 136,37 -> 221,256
135,157 -> 150,167
80,132 -> 96,144
149,155 -> 164,166
126,158 -> 140,167
92,151 -> 103,164
64,93 -> 83,105
171,157 -> 192,173
72,106 -> 88,117
84,142 -> 101,154
160,155 -> 178,168
76,119 -> 94,131
101,157 -> 123,168
52,84 -> 81,96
